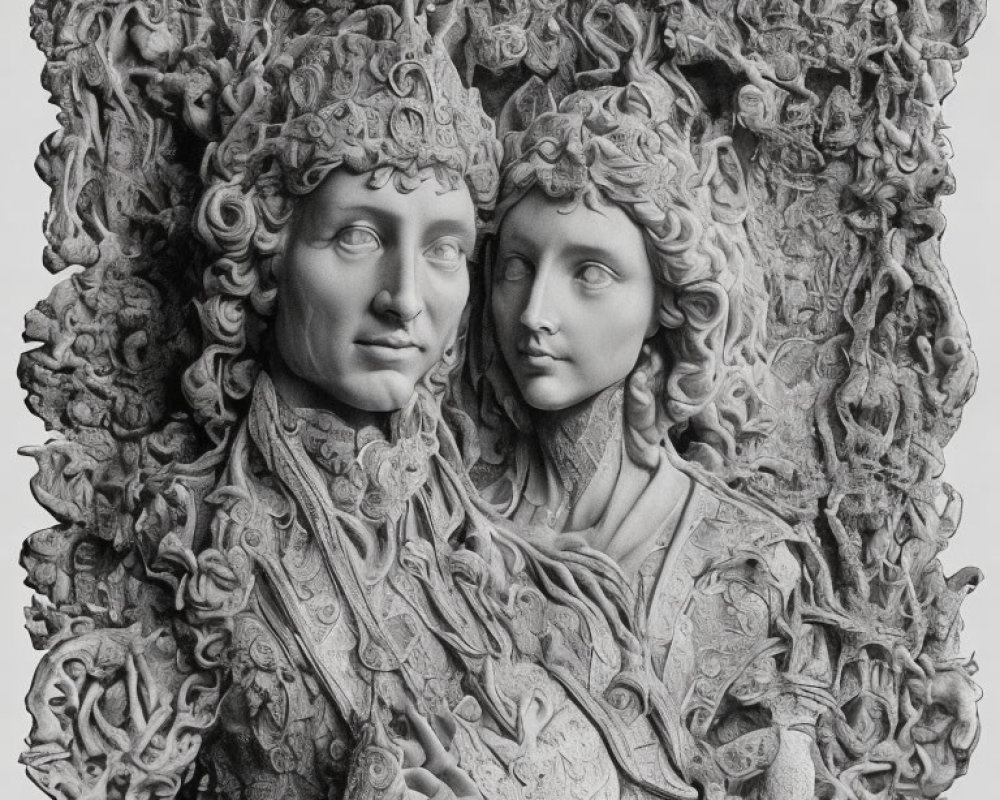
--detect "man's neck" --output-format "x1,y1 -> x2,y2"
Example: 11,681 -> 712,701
268,351 -> 390,435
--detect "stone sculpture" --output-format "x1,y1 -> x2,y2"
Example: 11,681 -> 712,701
464,46 -> 826,798
19,0 -> 986,799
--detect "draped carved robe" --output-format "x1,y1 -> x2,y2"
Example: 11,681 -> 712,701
195,374 -> 696,800
488,438 -> 833,799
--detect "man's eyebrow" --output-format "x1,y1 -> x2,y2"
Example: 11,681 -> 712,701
324,202 -> 402,222
322,202 -> 473,231
295,201 -> 384,234
426,216 -> 476,241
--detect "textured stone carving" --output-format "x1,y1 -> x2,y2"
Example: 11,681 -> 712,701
20,0 -> 985,799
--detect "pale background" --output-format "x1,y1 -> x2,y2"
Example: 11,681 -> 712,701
0,1 -> 995,797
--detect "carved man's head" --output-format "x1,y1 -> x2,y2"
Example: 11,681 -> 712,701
187,6 -> 500,438
273,167 -> 478,413
481,63 -> 767,459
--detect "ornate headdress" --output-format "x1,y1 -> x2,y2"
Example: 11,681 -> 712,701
204,0 -> 501,205
497,41 -> 748,297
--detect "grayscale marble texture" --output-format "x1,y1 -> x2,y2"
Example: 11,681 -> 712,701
5,1 -> 998,799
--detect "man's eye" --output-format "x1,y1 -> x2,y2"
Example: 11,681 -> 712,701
498,256 -> 532,282
424,238 -> 465,270
335,226 -> 380,253
576,262 -> 614,289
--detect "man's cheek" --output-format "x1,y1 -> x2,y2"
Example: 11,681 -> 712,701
441,281 -> 470,321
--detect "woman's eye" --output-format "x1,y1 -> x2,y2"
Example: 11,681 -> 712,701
335,226 -> 380,253
424,237 -> 465,270
576,262 -> 614,289
498,256 -> 532,282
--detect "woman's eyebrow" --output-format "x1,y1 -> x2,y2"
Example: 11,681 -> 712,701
496,227 -> 538,252
559,242 -> 622,265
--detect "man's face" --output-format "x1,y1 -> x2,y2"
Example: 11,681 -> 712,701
274,169 -> 476,412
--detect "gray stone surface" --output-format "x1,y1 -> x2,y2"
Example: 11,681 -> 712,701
17,1 -> 985,798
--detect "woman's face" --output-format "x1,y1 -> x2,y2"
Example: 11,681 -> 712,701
492,189 -> 659,411
274,169 -> 476,412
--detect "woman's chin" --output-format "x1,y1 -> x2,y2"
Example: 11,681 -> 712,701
517,380 -> 586,413
517,374 -> 627,414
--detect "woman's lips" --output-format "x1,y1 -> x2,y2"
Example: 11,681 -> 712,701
517,342 -> 563,360
515,343 -> 566,371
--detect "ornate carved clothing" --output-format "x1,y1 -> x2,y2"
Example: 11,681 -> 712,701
490,442 -> 831,797
198,374 -> 694,800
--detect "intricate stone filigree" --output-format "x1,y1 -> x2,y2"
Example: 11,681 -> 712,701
20,1 -> 986,798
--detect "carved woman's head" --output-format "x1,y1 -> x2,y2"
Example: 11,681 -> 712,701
478,62 -> 768,464
186,6 -> 500,441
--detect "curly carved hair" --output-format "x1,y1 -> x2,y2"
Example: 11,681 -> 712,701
471,57 -> 770,468
184,7 -> 501,444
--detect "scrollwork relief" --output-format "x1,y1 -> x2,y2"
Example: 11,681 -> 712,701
10,0 -> 990,798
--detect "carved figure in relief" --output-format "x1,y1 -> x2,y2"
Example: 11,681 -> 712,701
19,0 -> 987,798
33,4 -> 696,800
465,41 -> 833,799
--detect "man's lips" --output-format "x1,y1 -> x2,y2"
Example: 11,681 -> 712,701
355,334 -> 424,350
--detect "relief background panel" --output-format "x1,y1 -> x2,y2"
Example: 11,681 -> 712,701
0,1 -> 997,797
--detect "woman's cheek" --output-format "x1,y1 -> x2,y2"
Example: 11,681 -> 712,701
492,289 -> 521,343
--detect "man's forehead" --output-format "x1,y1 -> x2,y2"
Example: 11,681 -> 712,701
307,168 -> 475,226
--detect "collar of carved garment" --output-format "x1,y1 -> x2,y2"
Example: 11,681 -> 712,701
267,378 -> 442,524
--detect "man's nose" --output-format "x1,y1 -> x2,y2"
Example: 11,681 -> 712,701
520,267 -> 559,334
372,245 -> 423,323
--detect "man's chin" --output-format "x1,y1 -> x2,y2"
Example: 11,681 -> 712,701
335,371 -> 420,413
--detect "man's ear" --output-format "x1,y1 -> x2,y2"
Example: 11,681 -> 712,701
255,196 -> 295,283
259,217 -> 292,286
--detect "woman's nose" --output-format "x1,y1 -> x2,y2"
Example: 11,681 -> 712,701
519,271 -> 559,334
372,248 -> 423,323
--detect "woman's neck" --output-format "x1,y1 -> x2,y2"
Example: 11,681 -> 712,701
529,382 -> 626,529
525,381 -> 694,575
